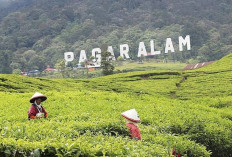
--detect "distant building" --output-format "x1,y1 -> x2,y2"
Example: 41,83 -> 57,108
27,70 -> 40,76
183,61 -> 215,70
44,66 -> 57,72
44,67 -> 57,72
21,71 -> 27,76
85,61 -> 101,68
73,62 -> 101,71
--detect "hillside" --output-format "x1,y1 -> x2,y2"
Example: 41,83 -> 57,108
1,0 -> 232,73
0,53 -> 231,156
195,52 -> 232,72
175,52 -> 232,99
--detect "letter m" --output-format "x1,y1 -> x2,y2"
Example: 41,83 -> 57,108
179,35 -> 191,51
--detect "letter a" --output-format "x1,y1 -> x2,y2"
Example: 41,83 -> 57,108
79,50 -> 87,63
138,42 -> 147,57
165,38 -> 175,54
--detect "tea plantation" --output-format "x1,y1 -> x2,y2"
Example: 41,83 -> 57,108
0,53 -> 231,157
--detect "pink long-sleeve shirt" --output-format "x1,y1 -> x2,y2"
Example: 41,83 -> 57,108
126,123 -> 141,140
28,104 -> 48,120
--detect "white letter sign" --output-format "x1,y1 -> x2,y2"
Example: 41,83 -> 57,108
150,40 -> 161,55
120,44 -> 130,59
64,35 -> 192,63
179,35 -> 191,51
64,52 -> 74,65
107,46 -> 116,60
79,50 -> 87,63
165,38 -> 175,54
138,42 -> 147,57
92,48 -> 101,63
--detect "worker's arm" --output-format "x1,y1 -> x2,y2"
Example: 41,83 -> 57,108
28,105 -> 37,120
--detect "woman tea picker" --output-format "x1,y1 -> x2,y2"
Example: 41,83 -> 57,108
121,109 -> 141,140
28,92 -> 48,120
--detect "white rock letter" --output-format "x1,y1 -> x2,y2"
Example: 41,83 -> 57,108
79,50 -> 87,63
150,40 -> 161,55
64,52 -> 74,65
107,46 -> 116,60
138,42 -> 147,57
92,48 -> 101,63
179,35 -> 191,51
120,44 -> 130,59
165,38 -> 175,54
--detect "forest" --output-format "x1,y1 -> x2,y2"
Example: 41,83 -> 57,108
0,0 -> 232,73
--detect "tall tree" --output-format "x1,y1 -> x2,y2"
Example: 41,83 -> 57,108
101,51 -> 114,75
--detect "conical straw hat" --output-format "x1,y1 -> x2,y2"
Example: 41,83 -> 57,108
30,92 -> 47,103
121,109 -> 140,122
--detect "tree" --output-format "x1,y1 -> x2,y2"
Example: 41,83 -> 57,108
23,50 -> 36,61
12,69 -> 21,75
138,54 -> 144,64
54,59 -> 72,78
116,56 -> 124,66
10,62 -> 21,70
117,56 -> 124,61
0,50 -> 13,73
101,51 -> 114,75
55,59 -> 66,78
28,55 -> 47,72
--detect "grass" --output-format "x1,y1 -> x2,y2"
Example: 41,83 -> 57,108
115,61 -> 187,72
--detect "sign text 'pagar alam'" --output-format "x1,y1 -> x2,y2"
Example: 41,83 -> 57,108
64,35 -> 191,65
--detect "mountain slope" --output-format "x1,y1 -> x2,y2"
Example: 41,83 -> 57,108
0,54 -> 231,156
195,52 -> 232,72
0,0 -> 232,74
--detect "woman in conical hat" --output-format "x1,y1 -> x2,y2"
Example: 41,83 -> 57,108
28,92 -> 48,120
121,109 -> 141,140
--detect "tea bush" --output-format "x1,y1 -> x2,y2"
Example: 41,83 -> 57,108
0,53 -> 231,156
